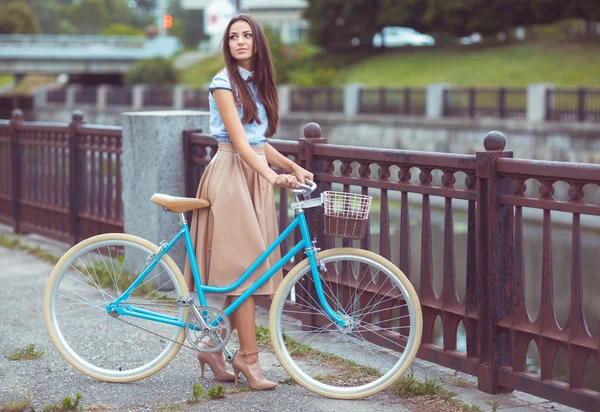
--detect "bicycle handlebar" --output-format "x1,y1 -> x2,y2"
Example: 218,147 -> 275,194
293,179 -> 317,195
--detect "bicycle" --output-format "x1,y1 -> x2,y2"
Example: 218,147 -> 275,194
43,181 -> 422,399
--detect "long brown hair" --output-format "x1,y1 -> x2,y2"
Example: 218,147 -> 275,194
221,14 -> 279,137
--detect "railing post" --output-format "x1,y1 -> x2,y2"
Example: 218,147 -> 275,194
298,122 -> 327,246
498,87 -> 506,118
68,110 -> 84,245
469,87 -> 476,118
476,131 -> 514,394
9,109 -> 23,234
404,87 -> 411,115
578,87 -> 586,122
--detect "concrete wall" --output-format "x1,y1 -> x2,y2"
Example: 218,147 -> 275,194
34,103 -> 600,164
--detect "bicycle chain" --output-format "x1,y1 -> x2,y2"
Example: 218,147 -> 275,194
112,301 -> 225,353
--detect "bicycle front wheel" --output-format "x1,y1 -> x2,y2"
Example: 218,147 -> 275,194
44,233 -> 190,382
270,248 -> 422,399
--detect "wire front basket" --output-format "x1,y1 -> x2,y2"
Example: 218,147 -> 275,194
322,191 -> 373,240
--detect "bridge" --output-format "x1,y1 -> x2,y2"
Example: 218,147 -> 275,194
0,34 -> 181,80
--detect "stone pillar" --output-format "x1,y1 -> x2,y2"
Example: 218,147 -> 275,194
527,83 -> 553,122
97,85 -> 109,111
278,85 -> 292,116
66,85 -> 78,108
132,85 -> 147,110
344,83 -> 363,117
426,83 -> 450,118
33,85 -> 48,108
121,110 -> 210,269
173,85 -> 186,110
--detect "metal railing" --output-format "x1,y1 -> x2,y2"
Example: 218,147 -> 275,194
185,124 -> 600,412
358,87 -> 426,115
0,110 -> 123,244
444,87 -> 527,119
290,88 -> 344,112
547,88 -> 600,122
2,109 -> 600,410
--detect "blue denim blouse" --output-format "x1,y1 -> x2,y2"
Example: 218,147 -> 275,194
208,66 -> 268,147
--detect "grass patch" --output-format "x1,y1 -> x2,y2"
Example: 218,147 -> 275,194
395,369 -> 446,398
0,395 -> 33,412
226,384 -> 253,394
447,370 -> 474,388
486,400 -> 500,412
255,325 -> 270,346
4,344 -> 45,361
186,383 -> 226,404
0,235 -> 59,265
154,403 -> 183,412
205,384 -> 226,399
179,53 -> 224,89
0,234 -> 172,301
0,75 -> 13,88
42,393 -> 83,412
279,377 -> 297,385
395,370 -> 497,412
344,39 -> 600,87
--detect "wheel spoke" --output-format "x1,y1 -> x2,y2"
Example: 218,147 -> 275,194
272,251 -> 421,398
45,237 -> 187,381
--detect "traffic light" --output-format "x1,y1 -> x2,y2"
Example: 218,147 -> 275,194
163,14 -> 173,29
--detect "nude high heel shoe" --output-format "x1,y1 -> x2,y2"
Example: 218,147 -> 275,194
231,349 -> 277,390
197,351 -> 235,382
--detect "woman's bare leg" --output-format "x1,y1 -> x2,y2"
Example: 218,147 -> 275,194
233,295 -> 260,363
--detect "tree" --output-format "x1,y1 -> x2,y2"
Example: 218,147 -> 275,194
0,1 -> 41,34
125,57 -> 179,86
68,0 -> 109,34
102,23 -> 144,36
562,0 -> 600,36
376,0 -> 429,32
304,0 -> 381,50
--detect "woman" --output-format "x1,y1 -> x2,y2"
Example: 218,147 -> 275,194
183,14 -> 314,390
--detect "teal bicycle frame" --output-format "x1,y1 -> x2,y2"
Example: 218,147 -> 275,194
106,202 -> 346,330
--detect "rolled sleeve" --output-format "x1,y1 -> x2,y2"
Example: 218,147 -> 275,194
208,71 -> 232,93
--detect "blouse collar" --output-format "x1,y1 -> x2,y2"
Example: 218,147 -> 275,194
238,66 -> 253,81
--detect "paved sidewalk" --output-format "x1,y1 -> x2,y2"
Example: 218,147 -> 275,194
0,226 -> 581,411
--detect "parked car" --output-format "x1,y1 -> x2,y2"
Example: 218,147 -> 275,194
459,32 -> 482,45
373,27 -> 435,48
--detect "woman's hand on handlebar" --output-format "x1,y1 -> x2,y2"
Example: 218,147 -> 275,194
269,173 -> 300,189
291,163 -> 314,186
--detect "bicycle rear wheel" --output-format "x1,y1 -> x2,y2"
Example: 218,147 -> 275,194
44,233 -> 189,382
270,248 -> 422,399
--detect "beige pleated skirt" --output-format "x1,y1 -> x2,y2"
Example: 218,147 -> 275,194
183,142 -> 283,296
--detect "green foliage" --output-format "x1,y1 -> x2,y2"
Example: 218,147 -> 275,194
0,235 -> 59,265
67,0 -> 108,35
0,394 -> 33,412
179,52 -> 223,89
0,1 -> 41,34
125,57 -> 179,86
486,400 -> 500,412
42,393 -> 82,412
186,383 -> 226,403
187,383 -> 204,404
254,325 -> 270,346
102,23 -> 144,36
167,0 -> 207,48
344,40 -> 600,87
4,344 -> 45,361
288,67 -> 340,87
204,384 -> 226,400
394,369 -> 445,398
304,0 -> 380,50
304,0 -> 600,50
